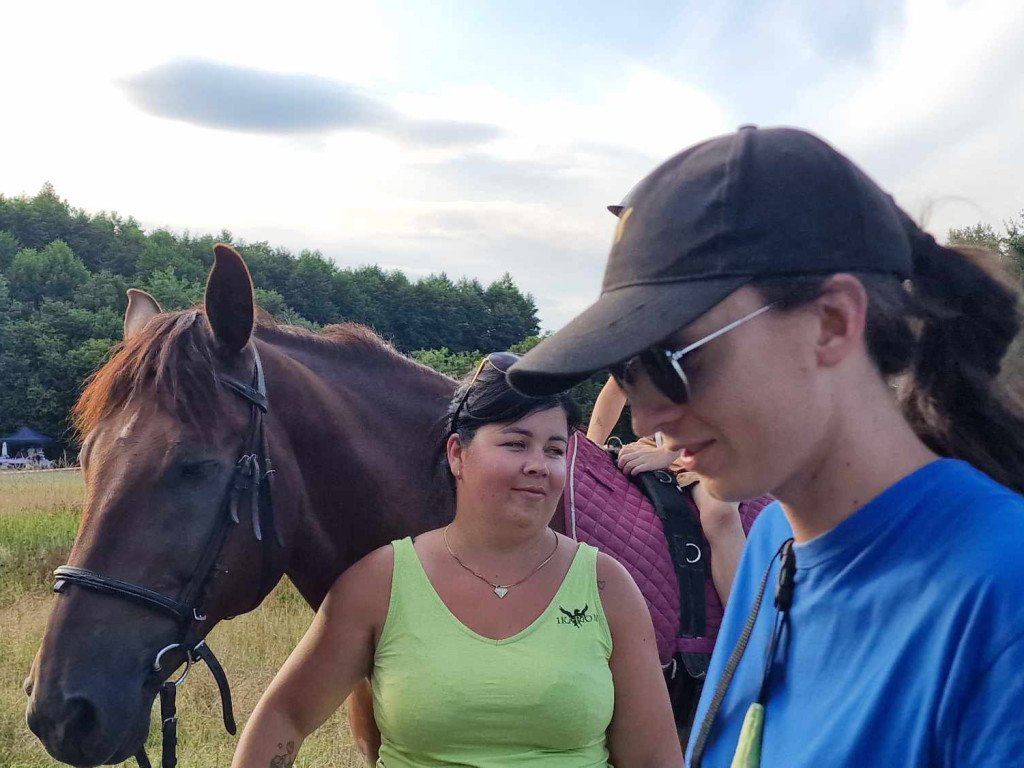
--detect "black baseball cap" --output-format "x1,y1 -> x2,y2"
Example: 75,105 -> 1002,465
509,125 -> 914,396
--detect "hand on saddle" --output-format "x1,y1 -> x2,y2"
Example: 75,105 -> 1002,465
616,440 -> 681,475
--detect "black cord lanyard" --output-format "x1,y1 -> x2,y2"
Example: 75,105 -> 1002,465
690,538 -> 796,767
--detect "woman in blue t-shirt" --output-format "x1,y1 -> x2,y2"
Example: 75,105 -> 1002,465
508,126 -> 1024,767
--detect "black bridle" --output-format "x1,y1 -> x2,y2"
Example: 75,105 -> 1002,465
52,344 -> 283,768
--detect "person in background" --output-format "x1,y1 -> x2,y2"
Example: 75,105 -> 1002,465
232,353 -> 684,768
587,375 -> 747,604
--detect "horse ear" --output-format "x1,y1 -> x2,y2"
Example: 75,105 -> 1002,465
124,289 -> 163,339
205,244 -> 255,356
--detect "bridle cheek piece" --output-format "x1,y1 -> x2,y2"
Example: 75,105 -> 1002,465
52,344 -> 283,768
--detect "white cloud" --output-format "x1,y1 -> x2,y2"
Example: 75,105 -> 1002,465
2,0 -> 1021,334
393,67 -> 731,167
811,0 -> 1024,238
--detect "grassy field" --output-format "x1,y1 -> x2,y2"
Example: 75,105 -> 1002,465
0,470 -> 363,768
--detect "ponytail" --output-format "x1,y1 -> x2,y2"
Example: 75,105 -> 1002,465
756,225 -> 1024,494
897,228 -> 1024,493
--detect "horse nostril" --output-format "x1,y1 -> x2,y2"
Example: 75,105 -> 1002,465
23,677 -> 34,696
63,695 -> 100,741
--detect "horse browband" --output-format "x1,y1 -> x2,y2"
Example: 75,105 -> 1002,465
52,342 -> 282,768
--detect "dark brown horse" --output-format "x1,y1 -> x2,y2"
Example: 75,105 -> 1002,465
25,245 -> 456,766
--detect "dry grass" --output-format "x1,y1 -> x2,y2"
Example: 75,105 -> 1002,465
0,472 -> 82,608
0,471 -> 364,768
0,471 -> 84,517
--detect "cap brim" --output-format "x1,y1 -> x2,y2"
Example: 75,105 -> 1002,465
508,276 -> 749,396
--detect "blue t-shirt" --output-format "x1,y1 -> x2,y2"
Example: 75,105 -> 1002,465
686,459 -> 1024,767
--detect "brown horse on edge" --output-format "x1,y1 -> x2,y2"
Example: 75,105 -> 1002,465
25,245 -> 455,766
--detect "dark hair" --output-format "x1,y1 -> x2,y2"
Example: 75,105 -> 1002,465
754,232 -> 1024,494
445,358 -> 581,446
439,357 -> 581,491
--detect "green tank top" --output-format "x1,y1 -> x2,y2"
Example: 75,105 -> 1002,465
371,537 -> 614,768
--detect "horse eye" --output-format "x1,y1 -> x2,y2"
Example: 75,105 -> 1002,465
179,460 -> 216,480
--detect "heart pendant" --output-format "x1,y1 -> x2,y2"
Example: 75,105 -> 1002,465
494,586 -> 509,598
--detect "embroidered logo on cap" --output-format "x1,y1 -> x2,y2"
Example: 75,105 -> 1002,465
614,207 -> 634,245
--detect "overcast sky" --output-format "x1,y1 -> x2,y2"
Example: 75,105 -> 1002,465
3,0 -> 1022,331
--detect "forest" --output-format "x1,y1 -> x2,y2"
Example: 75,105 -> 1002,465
0,186 -> 554,454
1,185 -> 1022,455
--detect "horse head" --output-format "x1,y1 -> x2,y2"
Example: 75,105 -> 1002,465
25,245 -> 298,766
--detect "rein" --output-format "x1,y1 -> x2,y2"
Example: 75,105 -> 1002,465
52,343 -> 283,768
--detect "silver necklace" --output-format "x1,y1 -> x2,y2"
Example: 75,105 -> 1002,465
442,525 -> 559,598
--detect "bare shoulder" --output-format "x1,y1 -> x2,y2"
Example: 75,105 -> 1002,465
349,542 -> 397,582
595,551 -> 649,625
321,543 -> 396,632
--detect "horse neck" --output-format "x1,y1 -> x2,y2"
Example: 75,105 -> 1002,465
257,332 -> 456,607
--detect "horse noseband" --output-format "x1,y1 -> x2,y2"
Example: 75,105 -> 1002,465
52,343 -> 282,768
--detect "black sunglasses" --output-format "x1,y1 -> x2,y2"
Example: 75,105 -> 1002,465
450,352 -> 519,431
609,303 -> 774,404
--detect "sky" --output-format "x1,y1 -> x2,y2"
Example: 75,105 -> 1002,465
3,0 -> 1023,331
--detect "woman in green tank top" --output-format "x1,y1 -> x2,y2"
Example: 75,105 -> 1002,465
232,353 -> 684,768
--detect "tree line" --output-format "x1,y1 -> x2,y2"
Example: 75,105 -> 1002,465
0,186 -> 542,453
1,184 -> 1021,457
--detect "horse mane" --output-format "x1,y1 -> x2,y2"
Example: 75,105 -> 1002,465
253,311 -> 402,356
73,307 -> 439,436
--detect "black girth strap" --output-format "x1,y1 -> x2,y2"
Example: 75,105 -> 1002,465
634,470 -> 708,639
51,342 -> 276,768
604,439 -> 709,644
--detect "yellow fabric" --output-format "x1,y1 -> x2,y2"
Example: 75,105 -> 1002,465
372,537 -> 614,767
730,703 -> 765,768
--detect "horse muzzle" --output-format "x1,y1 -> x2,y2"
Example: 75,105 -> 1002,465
26,670 -> 153,767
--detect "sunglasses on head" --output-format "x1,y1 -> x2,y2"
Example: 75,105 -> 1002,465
450,351 -> 520,431
609,303 -> 775,404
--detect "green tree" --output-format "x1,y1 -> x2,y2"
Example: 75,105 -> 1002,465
0,274 -> 9,310
38,299 -> 121,347
1003,212 -> 1024,283
180,231 -> 225,274
333,266 -> 387,328
253,287 -> 289,318
0,230 -> 21,272
7,240 -> 90,307
75,270 -> 128,313
143,267 -> 203,310
411,347 -> 481,379
407,275 -> 462,351
449,278 -> 490,352
483,273 -> 539,351
134,229 -> 207,284
949,212 -> 1024,393
287,250 -> 338,324
252,287 -> 318,330
949,211 -> 1024,285
238,241 -> 298,297
0,317 -> 72,445
72,212 -> 148,275
0,183 -> 74,250
0,186 -> 545,453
